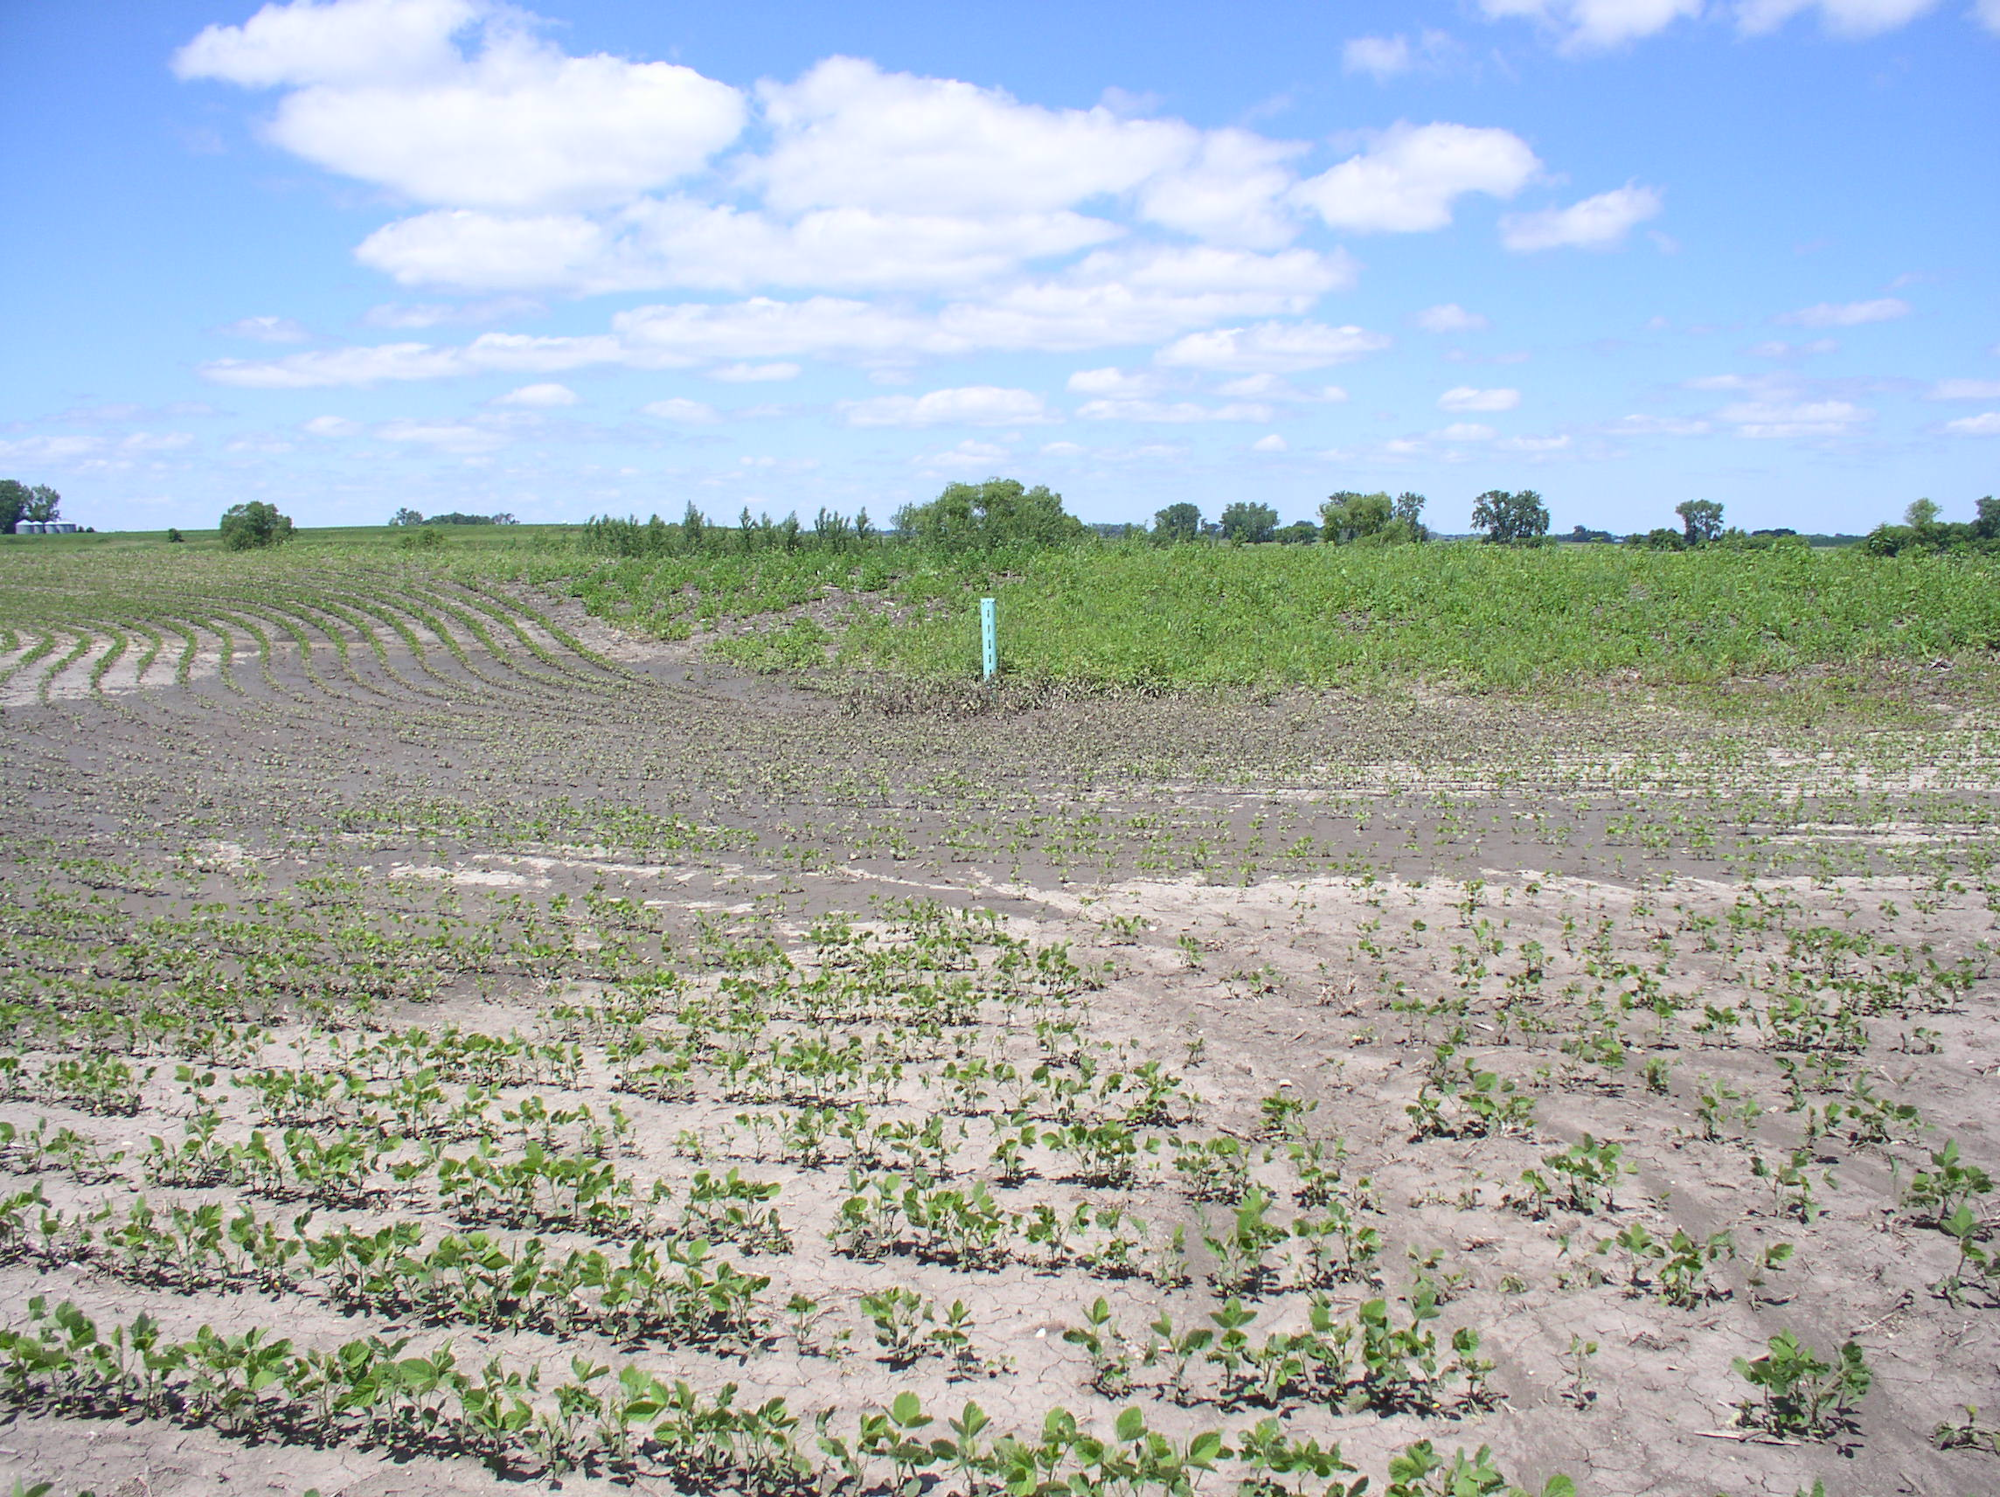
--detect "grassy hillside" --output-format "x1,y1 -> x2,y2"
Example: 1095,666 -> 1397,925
494,539 -> 2000,694
4,529 -> 1998,701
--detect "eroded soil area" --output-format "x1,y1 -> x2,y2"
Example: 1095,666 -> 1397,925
0,582 -> 1996,1497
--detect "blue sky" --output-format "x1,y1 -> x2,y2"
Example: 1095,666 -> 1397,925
2,0 -> 1996,535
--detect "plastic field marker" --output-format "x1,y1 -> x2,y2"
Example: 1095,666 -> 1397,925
980,597 -> 997,680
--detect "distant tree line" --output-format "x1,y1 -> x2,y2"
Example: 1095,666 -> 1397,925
1150,492 -> 1431,547
391,508 -> 517,526
1862,498 -> 2000,556
583,479 -> 1090,558
577,479 -> 2000,561
1559,495 -> 2000,554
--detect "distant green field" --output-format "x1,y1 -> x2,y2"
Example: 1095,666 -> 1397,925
4,528 -> 1998,702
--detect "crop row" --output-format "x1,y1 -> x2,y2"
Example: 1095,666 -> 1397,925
0,566 -> 638,716
0,1294 -> 1574,1497
0,1185 -> 767,1348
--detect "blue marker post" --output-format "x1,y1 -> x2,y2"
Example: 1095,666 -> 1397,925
980,597 -> 998,681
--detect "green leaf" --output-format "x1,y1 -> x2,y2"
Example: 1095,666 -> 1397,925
1188,1430 -> 1228,1466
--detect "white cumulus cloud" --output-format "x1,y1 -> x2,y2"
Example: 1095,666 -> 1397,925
492,381 -> 577,406
1944,412 -> 2000,435
202,278 -> 1385,387
641,397 -> 721,424
201,333 -> 621,388
376,416 -> 509,453
302,414 -> 362,435
173,9 -> 1683,411
615,297 -> 963,366
1737,0 -> 1942,35
1136,129 -> 1308,250
220,315 -> 311,343
364,296 -> 543,327
1719,398 -> 1871,437
935,246 -> 1353,353
357,201 -> 1122,295
357,211 -> 611,290
1606,413 -> 1710,435
1415,303 -> 1490,333
710,363 -> 802,382
1067,368 -> 1164,397
1776,297 -> 1911,327
752,57 -> 1196,218
1075,399 -> 1275,423
1747,338 -> 1839,358
839,386 -> 1054,428
175,0 -> 745,210
1155,320 -> 1392,373
1291,123 -> 1539,233
1478,0 -> 1702,50
1343,31 -> 1462,77
1437,422 -> 1498,441
1500,184 -> 1663,251
1439,386 -> 1521,411
1343,35 -> 1414,78
1214,373 -> 1348,402
1930,379 -> 2000,400
912,439 -> 1013,471
120,432 -> 196,452
174,0 -> 481,86
0,436 -> 103,463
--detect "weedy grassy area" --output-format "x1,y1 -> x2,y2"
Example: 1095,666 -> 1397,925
10,527 -> 2000,706
683,541 -> 2000,699
0,535 -> 1997,1497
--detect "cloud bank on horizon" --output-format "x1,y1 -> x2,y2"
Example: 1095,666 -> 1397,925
2,0 -> 1996,530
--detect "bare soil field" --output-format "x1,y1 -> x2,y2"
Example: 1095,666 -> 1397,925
1,574 -> 1997,1497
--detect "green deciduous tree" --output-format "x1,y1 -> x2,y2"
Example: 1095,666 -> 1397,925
1865,496 -> 2000,555
219,501 -> 296,551
390,507 -> 424,527
1470,490 -> 1549,544
1153,502 -> 1202,542
895,478 -> 1084,551
1631,527 -> 1686,550
0,480 -> 25,535
22,485 -> 60,524
1219,501 -> 1279,544
1320,491 -> 1392,544
1675,499 -> 1723,546
1321,491 -> 1426,546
